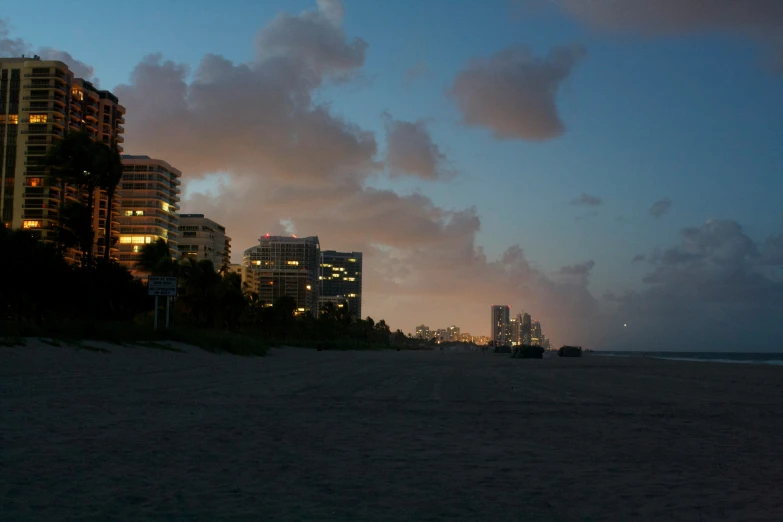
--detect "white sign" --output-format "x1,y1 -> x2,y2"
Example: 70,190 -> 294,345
148,276 -> 177,296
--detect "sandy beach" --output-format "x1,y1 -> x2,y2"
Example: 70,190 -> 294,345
2,342 -> 783,521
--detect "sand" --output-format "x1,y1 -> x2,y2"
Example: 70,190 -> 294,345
2,341 -> 783,521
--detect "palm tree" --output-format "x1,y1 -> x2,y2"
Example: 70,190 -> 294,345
93,141 -> 124,263
136,238 -> 178,276
44,132 -> 94,257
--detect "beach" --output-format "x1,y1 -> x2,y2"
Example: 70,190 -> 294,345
2,342 -> 783,521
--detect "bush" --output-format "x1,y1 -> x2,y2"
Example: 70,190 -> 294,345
512,345 -> 545,359
558,345 -> 583,357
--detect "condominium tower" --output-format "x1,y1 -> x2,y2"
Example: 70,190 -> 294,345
319,250 -> 362,318
491,305 -> 510,346
243,235 -> 320,315
117,155 -> 181,272
177,214 -> 230,270
0,56 -> 126,261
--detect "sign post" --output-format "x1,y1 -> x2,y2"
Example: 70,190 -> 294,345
148,276 -> 177,330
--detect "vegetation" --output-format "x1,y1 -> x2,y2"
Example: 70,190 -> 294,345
558,345 -> 583,357
3,133 -> 414,354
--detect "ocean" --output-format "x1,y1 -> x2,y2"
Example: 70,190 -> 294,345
594,351 -> 783,366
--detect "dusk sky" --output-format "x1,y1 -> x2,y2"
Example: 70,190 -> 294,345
3,0 -> 783,350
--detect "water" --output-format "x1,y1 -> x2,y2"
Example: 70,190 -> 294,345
594,351 -> 783,366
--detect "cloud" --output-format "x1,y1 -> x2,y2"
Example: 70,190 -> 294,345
383,114 -> 454,180
552,0 -> 783,35
450,44 -> 585,141
649,198 -> 672,218
557,260 -> 595,286
571,192 -> 603,206
632,254 -> 645,263
0,20 -> 96,82
551,0 -> 783,68
608,219 -> 783,350
111,0 -> 603,346
404,61 -> 429,84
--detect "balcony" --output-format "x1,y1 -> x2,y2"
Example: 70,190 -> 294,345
115,135 -> 124,143
24,71 -> 67,80
116,115 -> 125,124
20,128 -> 63,136
116,125 -> 125,133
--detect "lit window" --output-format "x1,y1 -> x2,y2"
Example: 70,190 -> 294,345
25,178 -> 44,187
8,115 -> 18,125
135,210 -> 144,216
306,285 -> 311,290
161,202 -> 169,212
145,237 -> 152,244
286,260 -> 299,265
124,210 -> 133,216
133,246 -> 140,253
72,89 -> 83,101
22,220 -> 41,229
29,114 -> 48,123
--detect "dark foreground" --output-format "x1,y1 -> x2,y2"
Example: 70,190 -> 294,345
2,343 -> 783,521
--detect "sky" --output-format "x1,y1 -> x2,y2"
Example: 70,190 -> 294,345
3,0 -> 783,350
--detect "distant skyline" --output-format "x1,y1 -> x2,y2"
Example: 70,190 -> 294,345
3,0 -> 782,349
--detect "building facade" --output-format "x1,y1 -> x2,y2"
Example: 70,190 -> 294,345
532,320 -> 542,346
117,155 -> 181,272
521,313 -> 532,345
177,214 -> 230,270
415,325 -> 431,340
319,250 -> 362,318
0,56 -> 125,262
509,316 -> 521,346
243,235 -> 320,315
446,325 -> 460,342
491,305 -> 510,346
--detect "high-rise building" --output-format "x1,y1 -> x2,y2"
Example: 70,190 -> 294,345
521,313 -> 532,345
319,250 -> 362,318
177,214 -> 230,270
447,325 -> 460,342
509,316 -> 521,346
415,325 -> 430,340
532,320 -> 542,346
117,155 -> 181,272
491,305 -> 510,346
436,328 -> 447,343
0,56 -> 125,262
460,332 -> 473,343
243,234 -> 320,315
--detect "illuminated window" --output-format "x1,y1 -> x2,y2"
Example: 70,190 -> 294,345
161,202 -> 169,212
135,210 -> 144,216
22,220 -> 41,229
72,89 -> 83,101
286,260 -> 299,265
29,114 -> 48,123
145,236 -> 152,244
124,210 -> 133,216
133,246 -> 140,253
8,115 -> 18,125
25,178 -> 44,187
306,285 -> 311,290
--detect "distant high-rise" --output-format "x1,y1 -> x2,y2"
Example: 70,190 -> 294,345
243,234 -> 320,316
447,325 -> 460,342
521,313 -> 532,345
319,250 -> 362,318
509,315 -> 521,346
177,214 -> 230,270
532,320 -> 542,346
415,325 -> 431,340
118,155 -> 181,272
0,56 -> 125,262
491,305 -> 510,346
